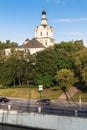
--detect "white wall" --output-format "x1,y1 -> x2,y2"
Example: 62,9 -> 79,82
0,110 -> 87,130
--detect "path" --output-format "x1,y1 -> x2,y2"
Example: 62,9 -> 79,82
58,87 -> 79,102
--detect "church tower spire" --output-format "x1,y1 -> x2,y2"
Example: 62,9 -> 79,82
41,10 -> 47,26
35,10 -> 55,48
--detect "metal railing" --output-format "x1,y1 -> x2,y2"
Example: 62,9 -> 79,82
0,104 -> 87,118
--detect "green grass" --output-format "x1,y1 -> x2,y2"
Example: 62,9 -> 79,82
73,90 -> 87,102
0,87 -> 63,100
2,86 -> 87,101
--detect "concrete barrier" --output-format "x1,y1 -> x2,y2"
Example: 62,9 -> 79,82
0,110 -> 87,130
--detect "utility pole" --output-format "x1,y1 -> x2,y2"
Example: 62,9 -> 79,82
79,95 -> 81,110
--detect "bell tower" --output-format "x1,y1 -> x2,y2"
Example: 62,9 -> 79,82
35,10 -> 55,47
41,10 -> 47,26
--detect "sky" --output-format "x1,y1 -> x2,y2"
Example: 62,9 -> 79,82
0,0 -> 87,46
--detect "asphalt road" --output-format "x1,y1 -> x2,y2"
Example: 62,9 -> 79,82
0,97 -> 87,110
0,98 -> 87,118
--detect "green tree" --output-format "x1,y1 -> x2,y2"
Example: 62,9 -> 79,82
55,69 -> 75,101
35,47 -> 57,87
55,69 -> 75,90
23,49 -> 36,86
35,73 -> 54,88
0,50 -> 24,86
55,40 -> 84,55
74,48 -> 87,89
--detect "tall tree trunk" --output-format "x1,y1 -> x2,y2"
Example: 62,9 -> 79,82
27,79 -> 29,86
18,76 -> 21,86
13,79 -> 15,86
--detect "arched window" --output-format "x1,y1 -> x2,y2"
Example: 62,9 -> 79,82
45,41 -> 47,46
40,32 -> 42,36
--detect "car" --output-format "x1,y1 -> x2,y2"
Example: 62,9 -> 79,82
36,98 -> 51,105
0,97 -> 10,103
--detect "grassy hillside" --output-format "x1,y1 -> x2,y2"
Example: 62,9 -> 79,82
0,87 -> 63,99
73,90 -> 87,102
0,86 -> 87,102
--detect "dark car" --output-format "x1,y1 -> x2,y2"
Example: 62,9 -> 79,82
36,98 -> 51,105
0,97 -> 10,103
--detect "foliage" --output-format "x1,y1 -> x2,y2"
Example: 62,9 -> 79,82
0,39 -> 87,91
34,47 -> 57,87
0,40 -> 18,50
35,73 -> 54,88
55,40 -> 84,55
74,48 -> 87,88
0,50 -> 35,86
55,69 -> 75,90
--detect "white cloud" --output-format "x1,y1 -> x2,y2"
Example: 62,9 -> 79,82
57,0 -> 65,5
53,18 -> 87,23
64,32 -> 84,36
45,0 -> 65,5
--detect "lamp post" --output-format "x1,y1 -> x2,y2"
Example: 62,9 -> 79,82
79,95 -> 82,110
26,61 -> 35,109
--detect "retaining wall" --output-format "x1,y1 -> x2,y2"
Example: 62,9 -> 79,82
0,110 -> 87,130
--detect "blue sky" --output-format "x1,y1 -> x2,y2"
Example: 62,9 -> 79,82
0,0 -> 87,46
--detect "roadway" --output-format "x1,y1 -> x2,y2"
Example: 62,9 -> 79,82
0,98 -> 87,118
0,97 -> 87,110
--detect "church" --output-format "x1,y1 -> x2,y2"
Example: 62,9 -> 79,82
5,10 -> 55,55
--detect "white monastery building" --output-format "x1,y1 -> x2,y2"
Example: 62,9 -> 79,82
34,10 -> 55,48
5,10 -> 55,56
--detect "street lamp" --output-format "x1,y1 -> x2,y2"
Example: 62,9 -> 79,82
79,95 -> 82,110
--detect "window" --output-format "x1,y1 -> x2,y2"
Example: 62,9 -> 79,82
47,32 -> 48,36
45,41 -> 47,46
40,32 -> 42,36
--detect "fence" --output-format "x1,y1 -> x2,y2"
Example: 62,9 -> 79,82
0,104 -> 87,118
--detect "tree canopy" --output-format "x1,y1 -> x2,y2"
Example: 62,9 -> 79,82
0,40 -> 87,91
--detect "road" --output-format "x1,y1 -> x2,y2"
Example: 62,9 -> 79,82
0,97 -> 87,110
0,98 -> 87,118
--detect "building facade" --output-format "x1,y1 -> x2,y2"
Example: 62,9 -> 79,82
5,10 -> 55,56
34,10 -> 55,47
